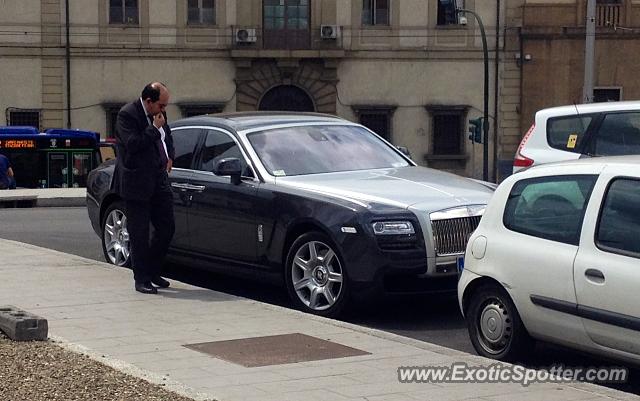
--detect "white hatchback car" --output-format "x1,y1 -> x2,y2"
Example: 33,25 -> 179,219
459,156 -> 640,363
514,101 -> 640,173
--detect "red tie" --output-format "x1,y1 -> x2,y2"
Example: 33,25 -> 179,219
148,114 -> 168,169
156,138 -> 168,169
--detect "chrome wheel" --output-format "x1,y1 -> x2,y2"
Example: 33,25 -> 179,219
291,240 -> 343,312
103,207 -> 130,266
476,298 -> 513,355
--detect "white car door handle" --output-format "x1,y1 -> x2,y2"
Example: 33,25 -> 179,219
585,268 -> 605,283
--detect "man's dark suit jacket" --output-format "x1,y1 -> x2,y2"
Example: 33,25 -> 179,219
114,100 -> 174,201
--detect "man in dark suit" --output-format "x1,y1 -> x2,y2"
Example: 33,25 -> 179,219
115,82 -> 175,294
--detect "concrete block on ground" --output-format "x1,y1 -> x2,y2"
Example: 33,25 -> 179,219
0,305 -> 48,341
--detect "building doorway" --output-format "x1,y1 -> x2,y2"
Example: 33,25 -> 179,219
258,85 -> 315,112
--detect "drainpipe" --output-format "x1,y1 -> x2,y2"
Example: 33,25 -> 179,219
493,0 -> 500,182
519,26 -> 524,140
65,0 -> 71,128
583,0 -> 596,103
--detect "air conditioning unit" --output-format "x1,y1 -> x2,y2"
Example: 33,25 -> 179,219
235,28 -> 257,43
320,24 -> 339,39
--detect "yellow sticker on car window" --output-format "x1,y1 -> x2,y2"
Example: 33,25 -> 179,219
567,134 -> 578,149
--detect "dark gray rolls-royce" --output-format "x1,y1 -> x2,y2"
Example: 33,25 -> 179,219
87,112 -> 494,317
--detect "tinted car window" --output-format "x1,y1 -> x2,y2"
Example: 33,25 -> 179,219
547,115 -> 593,153
171,128 -> 201,169
247,125 -> 409,176
596,178 -> 640,257
592,112 -> 640,156
503,175 -> 597,245
200,129 -> 250,175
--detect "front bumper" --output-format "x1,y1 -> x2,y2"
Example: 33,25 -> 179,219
340,222 -> 460,297
336,206 -> 481,298
86,193 -> 101,237
457,269 -> 482,317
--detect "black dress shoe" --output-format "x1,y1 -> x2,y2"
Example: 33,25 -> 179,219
151,276 -> 170,288
135,281 -> 158,294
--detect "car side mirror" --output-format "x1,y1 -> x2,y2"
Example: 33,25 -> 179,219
396,145 -> 411,158
214,158 -> 242,185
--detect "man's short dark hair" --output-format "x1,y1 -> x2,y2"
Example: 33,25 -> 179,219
141,82 -> 168,102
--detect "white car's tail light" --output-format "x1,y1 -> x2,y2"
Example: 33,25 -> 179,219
514,123 -> 535,168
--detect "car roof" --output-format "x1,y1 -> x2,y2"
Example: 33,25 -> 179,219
170,111 -> 348,132
536,100 -> 640,119
527,155 -> 640,172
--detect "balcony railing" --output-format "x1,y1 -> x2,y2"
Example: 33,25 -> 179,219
597,3 -> 621,27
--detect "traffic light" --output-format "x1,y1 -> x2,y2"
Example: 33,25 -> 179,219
468,117 -> 483,144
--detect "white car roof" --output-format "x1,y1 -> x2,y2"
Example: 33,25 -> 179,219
536,101 -> 640,120
526,155 -> 640,174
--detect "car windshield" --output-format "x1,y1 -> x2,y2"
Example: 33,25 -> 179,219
247,125 -> 410,176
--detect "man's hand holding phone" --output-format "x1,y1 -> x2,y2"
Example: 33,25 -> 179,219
153,112 -> 165,129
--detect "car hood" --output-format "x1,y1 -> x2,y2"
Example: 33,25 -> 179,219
275,166 -> 493,212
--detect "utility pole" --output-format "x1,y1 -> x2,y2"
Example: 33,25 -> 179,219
583,0 -> 596,103
65,0 -> 72,128
457,8 -> 489,182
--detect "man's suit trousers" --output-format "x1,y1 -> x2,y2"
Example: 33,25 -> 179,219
125,185 -> 175,284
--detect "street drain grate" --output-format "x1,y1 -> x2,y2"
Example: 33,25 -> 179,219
184,333 -> 370,367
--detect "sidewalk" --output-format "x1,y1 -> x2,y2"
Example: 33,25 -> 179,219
0,188 -> 85,207
0,238 -> 637,401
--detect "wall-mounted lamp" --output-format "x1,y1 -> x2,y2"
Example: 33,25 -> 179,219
515,53 -> 532,66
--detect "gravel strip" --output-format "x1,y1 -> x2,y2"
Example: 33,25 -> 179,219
0,332 -> 201,401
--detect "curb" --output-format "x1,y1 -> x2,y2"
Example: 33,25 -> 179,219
0,195 -> 37,208
50,335 -> 217,401
35,196 -> 86,207
0,195 -> 85,208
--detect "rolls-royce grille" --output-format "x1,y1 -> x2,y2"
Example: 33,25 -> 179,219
431,216 -> 482,256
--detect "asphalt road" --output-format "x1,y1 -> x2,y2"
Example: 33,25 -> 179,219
0,206 -> 638,395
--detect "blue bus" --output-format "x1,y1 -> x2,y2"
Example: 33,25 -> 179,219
0,126 -> 103,189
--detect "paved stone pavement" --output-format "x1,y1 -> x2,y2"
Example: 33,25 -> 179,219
0,238 -> 638,401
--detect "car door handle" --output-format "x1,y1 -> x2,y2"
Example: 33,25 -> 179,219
185,184 -> 205,192
171,182 -> 191,191
171,183 -> 205,192
585,268 -> 605,283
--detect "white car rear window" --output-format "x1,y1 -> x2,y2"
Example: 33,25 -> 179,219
547,115 -> 593,153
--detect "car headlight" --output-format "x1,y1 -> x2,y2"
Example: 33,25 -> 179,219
372,221 -> 415,235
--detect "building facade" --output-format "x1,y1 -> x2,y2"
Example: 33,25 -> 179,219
1,0 -> 510,180
510,0 -> 640,159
